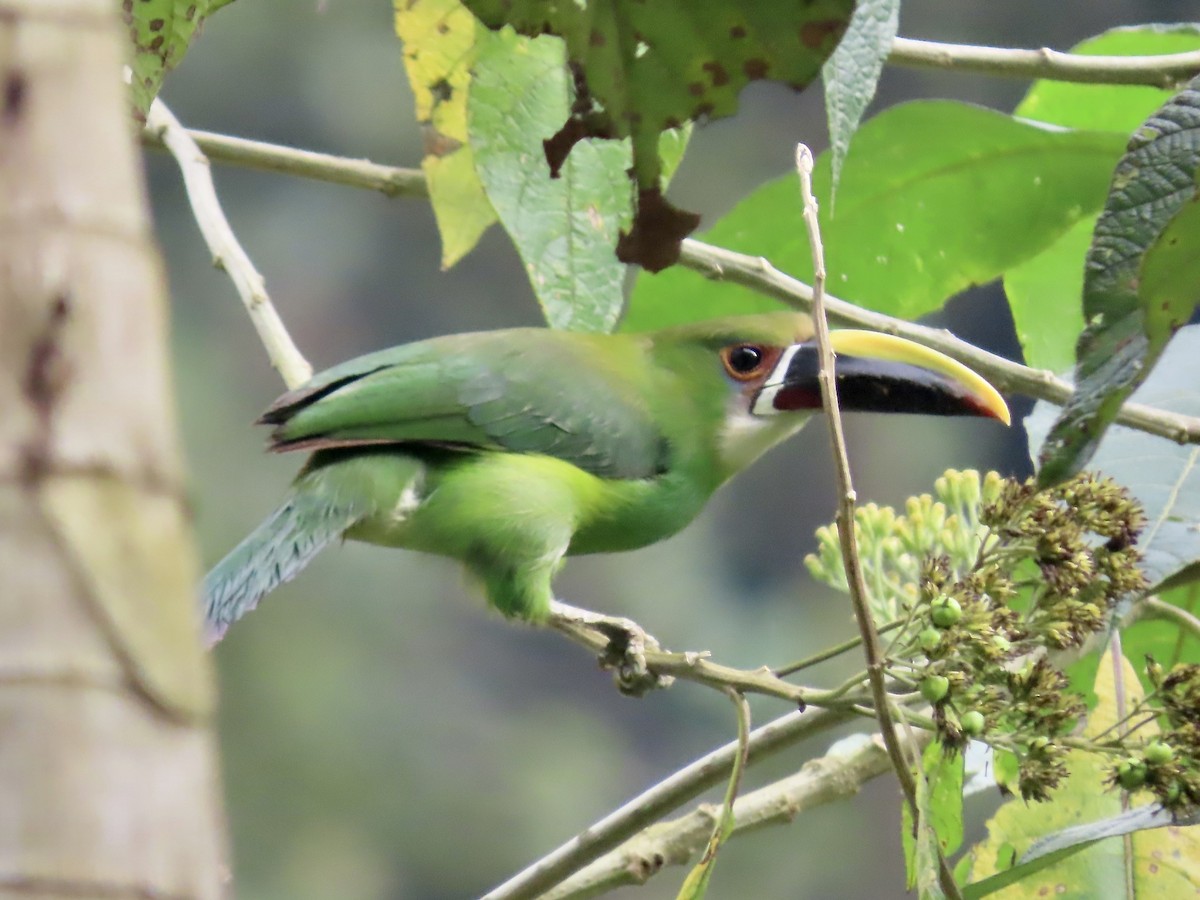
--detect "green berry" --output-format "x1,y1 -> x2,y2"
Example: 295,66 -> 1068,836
1116,759 -> 1147,790
1144,741 -> 1175,766
918,628 -> 943,653
931,596 -> 963,628
960,711 -> 986,736
920,675 -> 951,704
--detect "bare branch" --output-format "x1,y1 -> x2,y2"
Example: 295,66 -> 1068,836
889,36 -> 1200,89
1143,595 -> 1200,640
795,144 -> 960,899
544,734 -> 892,899
145,99 -> 312,389
481,707 -> 858,900
549,607 -> 862,710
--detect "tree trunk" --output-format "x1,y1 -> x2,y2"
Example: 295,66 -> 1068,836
0,1 -> 227,897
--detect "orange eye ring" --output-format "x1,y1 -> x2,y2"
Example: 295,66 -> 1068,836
720,344 -> 772,381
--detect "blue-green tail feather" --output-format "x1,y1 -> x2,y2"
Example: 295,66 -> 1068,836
203,491 -> 361,644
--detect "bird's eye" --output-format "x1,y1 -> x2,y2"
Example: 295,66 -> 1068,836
722,344 -> 767,380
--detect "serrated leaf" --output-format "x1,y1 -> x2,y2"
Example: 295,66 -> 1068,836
822,0 -> 900,194
1026,326 -> 1200,592
1037,79 -> 1200,485
965,648 -> 1200,899
463,0 -> 854,270
395,0 -> 499,267
1016,25 -> 1200,133
625,101 -> 1125,332
124,0 -> 212,116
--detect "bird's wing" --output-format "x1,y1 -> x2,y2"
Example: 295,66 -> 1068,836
261,329 -> 669,480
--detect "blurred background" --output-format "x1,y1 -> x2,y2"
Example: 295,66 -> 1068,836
152,2 -> 1174,897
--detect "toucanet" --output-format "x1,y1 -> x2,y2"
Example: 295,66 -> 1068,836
204,313 -> 1009,642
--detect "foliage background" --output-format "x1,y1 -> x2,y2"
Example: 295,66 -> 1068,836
155,1 -> 1172,897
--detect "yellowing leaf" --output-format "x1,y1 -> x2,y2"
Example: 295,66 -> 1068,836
395,0 -> 497,267
967,647 -> 1200,897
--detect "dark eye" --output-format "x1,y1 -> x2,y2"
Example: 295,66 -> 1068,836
722,344 -> 766,379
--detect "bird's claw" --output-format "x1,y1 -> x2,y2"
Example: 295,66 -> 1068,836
548,601 -> 673,696
591,617 -> 674,696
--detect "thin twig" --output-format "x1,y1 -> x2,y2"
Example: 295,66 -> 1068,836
794,144 -> 962,900
550,614 -> 853,709
141,126 -> 1200,446
773,618 -> 903,677
544,734 -> 893,899
1143,595 -> 1200,640
481,707 -> 857,900
144,99 -> 312,389
889,36 -> 1200,89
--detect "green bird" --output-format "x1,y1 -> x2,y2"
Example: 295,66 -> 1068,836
204,313 -> 1008,643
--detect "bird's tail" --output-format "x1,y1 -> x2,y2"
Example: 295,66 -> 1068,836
203,489 -> 361,645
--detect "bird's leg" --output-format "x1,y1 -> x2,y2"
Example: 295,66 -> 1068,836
548,600 -> 675,696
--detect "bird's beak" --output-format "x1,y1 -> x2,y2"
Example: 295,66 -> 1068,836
751,330 -> 1010,425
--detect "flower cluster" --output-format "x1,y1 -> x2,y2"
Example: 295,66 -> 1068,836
808,470 -> 1157,803
1107,662 -> 1200,813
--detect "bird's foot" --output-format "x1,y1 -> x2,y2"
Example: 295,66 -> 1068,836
548,600 -> 674,697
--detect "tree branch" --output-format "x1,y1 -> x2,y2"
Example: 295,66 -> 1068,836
889,36 -> 1200,89
144,99 -> 312,389
549,610 -> 867,710
140,127 -> 1200,447
795,144 -> 961,899
481,706 -> 858,900
1143,595 -> 1200,641
543,734 -> 893,899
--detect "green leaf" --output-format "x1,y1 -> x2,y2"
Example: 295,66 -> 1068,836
1003,215 -> 1093,374
1002,26 -> 1200,377
966,647 -> 1200,898
395,0 -> 499,268
903,741 -> 964,894
1037,78 -> 1200,485
124,0 -> 215,115
468,33 -> 631,332
1027,326 -> 1200,592
1016,25 -> 1200,133
822,0 -> 900,194
463,0 -> 854,269
1141,190 -> 1200,339
625,101 -> 1125,332
992,748 -> 1020,796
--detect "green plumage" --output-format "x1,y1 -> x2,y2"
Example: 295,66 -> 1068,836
203,312 -> 1005,641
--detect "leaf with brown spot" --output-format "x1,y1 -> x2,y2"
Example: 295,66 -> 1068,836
395,0 -> 500,268
462,0 -> 854,268
127,0 -> 224,116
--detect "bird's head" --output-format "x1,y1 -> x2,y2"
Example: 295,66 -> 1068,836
648,312 -> 1010,476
